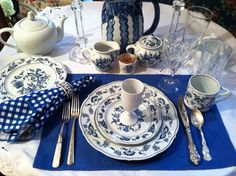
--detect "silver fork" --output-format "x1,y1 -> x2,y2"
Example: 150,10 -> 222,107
67,95 -> 80,165
52,101 -> 71,168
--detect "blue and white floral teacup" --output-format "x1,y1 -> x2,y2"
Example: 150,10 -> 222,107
184,74 -> 231,112
118,53 -> 137,74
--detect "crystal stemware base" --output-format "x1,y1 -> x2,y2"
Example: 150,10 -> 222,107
158,76 -> 181,93
69,45 -> 90,64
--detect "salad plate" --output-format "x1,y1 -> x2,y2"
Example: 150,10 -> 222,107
95,93 -> 162,145
79,81 -> 179,161
0,56 -> 67,101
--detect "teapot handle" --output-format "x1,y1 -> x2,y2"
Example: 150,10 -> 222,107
0,28 -> 17,49
143,0 -> 160,35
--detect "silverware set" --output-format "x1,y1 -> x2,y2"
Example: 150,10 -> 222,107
178,96 -> 212,165
52,95 -> 80,168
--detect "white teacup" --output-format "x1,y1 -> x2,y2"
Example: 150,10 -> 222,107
184,74 -> 231,112
120,78 -> 144,126
118,53 -> 137,74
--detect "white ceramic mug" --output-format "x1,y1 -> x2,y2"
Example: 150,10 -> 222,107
118,53 -> 137,74
120,79 -> 144,126
184,74 -> 231,112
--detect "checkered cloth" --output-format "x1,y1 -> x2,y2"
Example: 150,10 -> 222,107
0,76 -> 94,142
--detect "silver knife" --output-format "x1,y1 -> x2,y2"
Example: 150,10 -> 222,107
178,96 -> 201,165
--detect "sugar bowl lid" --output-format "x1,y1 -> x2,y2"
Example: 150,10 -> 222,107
139,35 -> 162,49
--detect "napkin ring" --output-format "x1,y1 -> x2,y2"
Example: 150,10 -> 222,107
59,82 -> 73,100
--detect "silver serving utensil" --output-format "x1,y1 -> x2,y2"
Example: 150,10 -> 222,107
178,96 -> 201,165
67,95 -> 80,165
52,101 -> 71,168
191,108 -> 212,161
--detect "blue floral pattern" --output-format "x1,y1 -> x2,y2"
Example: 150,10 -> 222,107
11,69 -> 50,95
93,53 -> 117,71
139,52 -> 161,66
122,65 -> 134,73
0,56 -> 67,101
95,92 -> 162,145
184,87 -> 214,111
79,81 -> 179,160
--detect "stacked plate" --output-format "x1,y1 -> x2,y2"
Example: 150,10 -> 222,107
0,56 -> 67,102
79,81 -> 179,160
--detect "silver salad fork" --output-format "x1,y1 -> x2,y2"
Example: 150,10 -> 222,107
67,95 -> 80,165
52,101 -> 71,168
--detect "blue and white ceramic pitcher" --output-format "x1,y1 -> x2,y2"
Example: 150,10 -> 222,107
101,0 -> 160,52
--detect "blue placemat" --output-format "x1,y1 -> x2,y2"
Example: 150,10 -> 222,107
33,74 -> 236,170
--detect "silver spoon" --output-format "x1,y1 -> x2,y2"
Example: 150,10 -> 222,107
191,108 -> 212,161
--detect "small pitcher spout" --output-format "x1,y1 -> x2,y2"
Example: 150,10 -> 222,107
108,41 -> 120,52
56,16 -> 68,43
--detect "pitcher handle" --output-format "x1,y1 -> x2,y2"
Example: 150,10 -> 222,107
81,48 -> 94,61
0,28 -> 17,49
143,0 -> 160,35
214,87 -> 231,104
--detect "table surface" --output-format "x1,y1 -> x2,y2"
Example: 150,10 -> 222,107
0,2 -> 236,176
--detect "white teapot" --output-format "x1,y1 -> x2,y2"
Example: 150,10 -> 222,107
0,11 -> 67,55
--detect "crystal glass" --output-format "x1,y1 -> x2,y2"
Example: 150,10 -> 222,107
69,0 -> 89,64
158,7 -> 214,93
158,32 -> 195,93
183,6 -> 213,47
169,0 -> 185,33
197,38 -> 232,82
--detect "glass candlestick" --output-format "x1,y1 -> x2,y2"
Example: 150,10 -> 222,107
69,0 -> 89,64
169,0 -> 185,34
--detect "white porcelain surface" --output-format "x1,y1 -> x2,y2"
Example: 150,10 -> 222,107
0,12 -> 67,55
126,35 -> 162,66
95,93 -> 162,145
79,81 -> 179,160
82,41 -> 120,71
118,53 -> 137,74
0,56 -> 67,101
184,74 -> 231,112
121,79 -> 144,112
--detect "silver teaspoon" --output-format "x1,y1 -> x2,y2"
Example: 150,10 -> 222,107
191,108 -> 212,161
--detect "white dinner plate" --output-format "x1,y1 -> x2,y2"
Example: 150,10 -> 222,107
79,81 -> 179,161
0,56 -> 67,101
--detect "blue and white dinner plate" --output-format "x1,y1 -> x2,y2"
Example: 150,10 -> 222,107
79,81 -> 179,161
0,56 -> 67,101
95,92 -> 162,146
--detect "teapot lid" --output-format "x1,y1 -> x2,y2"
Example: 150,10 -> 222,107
18,11 -> 48,32
139,35 -> 162,49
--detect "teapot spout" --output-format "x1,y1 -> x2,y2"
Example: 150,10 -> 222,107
56,16 -> 68,43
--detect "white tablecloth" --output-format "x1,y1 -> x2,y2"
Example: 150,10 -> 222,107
0,2 -> 236,176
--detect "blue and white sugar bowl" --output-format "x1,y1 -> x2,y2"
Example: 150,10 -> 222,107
126,35 -> 162,66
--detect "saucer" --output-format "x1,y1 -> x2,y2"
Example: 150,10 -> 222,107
0,56 -> 67,101
95,93 -> 162,145
79,81 -> 179,160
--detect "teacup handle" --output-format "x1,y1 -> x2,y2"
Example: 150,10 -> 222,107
214,87 -> 231,104
81,48 -> 94,60
126,44 -> 139,54
0,28 -> 17,49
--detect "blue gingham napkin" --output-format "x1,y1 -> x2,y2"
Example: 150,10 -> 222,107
0,76 -> 94,142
